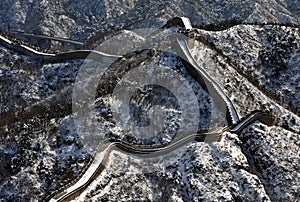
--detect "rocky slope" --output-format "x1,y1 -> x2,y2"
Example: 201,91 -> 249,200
0,1 -> 299,202
0,0 -> 299,41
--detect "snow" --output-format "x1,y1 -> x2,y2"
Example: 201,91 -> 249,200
0,10 -> 299,201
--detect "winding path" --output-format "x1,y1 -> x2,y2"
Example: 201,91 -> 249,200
175,36 -> 239,126
0,35 -> 120,63
0,34 -> 121,128
0,17 -> 276,202
44,17 -> 275,202
5,30 -> 84,47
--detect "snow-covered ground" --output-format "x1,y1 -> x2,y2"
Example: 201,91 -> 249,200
0,7 -> 299,202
